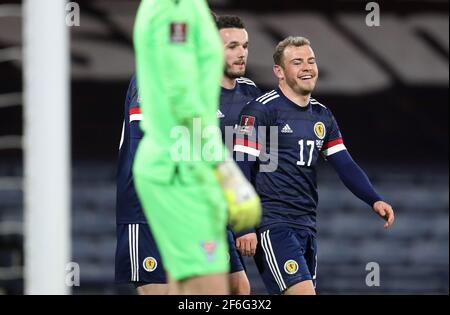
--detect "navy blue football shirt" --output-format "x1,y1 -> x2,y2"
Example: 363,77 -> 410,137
219,77 -> 261,150
234,88 -> 346,233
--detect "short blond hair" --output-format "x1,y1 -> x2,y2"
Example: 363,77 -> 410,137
273,36 -> 311,66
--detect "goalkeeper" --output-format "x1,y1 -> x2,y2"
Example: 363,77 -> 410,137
133,0 -> 261,295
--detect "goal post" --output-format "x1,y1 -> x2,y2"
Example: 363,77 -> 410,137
23,0 -> 71,295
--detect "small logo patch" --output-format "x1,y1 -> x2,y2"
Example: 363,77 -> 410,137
202,240 -> 218,262
314,122 -> 326,139
217,109 -> 225,119
237,115 -> 256,135
143,257 -> 158,272
170,22 -> 187,43
316,139 -> 324,150
281,124 -> 293,134
284,259 -> 299,275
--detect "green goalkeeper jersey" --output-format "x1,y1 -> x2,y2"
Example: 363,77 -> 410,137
133,0 -> 226,183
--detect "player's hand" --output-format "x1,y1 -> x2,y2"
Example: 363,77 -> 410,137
216,160 -> 261,232
236,233 -> 258,257
373,201 -> 395,229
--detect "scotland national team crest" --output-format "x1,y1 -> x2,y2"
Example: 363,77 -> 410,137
314,122 -> 326,139
284,259 -> 299,275
143,257 -> 158,272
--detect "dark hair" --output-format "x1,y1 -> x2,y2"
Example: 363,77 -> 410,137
210,11 -> 218,23
216,15 -> 245,30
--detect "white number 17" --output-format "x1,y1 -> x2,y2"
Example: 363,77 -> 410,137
297,139 -> 315,167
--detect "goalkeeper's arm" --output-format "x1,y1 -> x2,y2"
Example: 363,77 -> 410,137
216,158 -> 261,232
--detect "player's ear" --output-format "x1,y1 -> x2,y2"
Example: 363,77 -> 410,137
273,64 -> 284,80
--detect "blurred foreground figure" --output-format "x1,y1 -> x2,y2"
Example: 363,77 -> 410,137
133,0 -> 261,295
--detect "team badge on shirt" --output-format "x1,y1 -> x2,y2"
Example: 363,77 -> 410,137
314,122 -> 326,139
143,257 -> 158,272
284,259 -> 299,275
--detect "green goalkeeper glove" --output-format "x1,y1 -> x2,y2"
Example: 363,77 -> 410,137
216,160 -> 261,232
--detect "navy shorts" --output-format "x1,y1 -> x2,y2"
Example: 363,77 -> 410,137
115,224 -> 245,285
254,225 -> 317,295
115,223 -> 166,284
227,229 -> 246,274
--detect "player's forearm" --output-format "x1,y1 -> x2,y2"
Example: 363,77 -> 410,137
328,150 -> 383,207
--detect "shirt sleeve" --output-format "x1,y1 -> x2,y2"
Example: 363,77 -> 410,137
169,1 -> 224,127
120,76 -> 139,149
323,108 -> 383,207
233,100 -> 271,159
327,150 -> 383,207
321,109 -> 347,158
122,76 -> 143,159
128,90 -> 143,140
